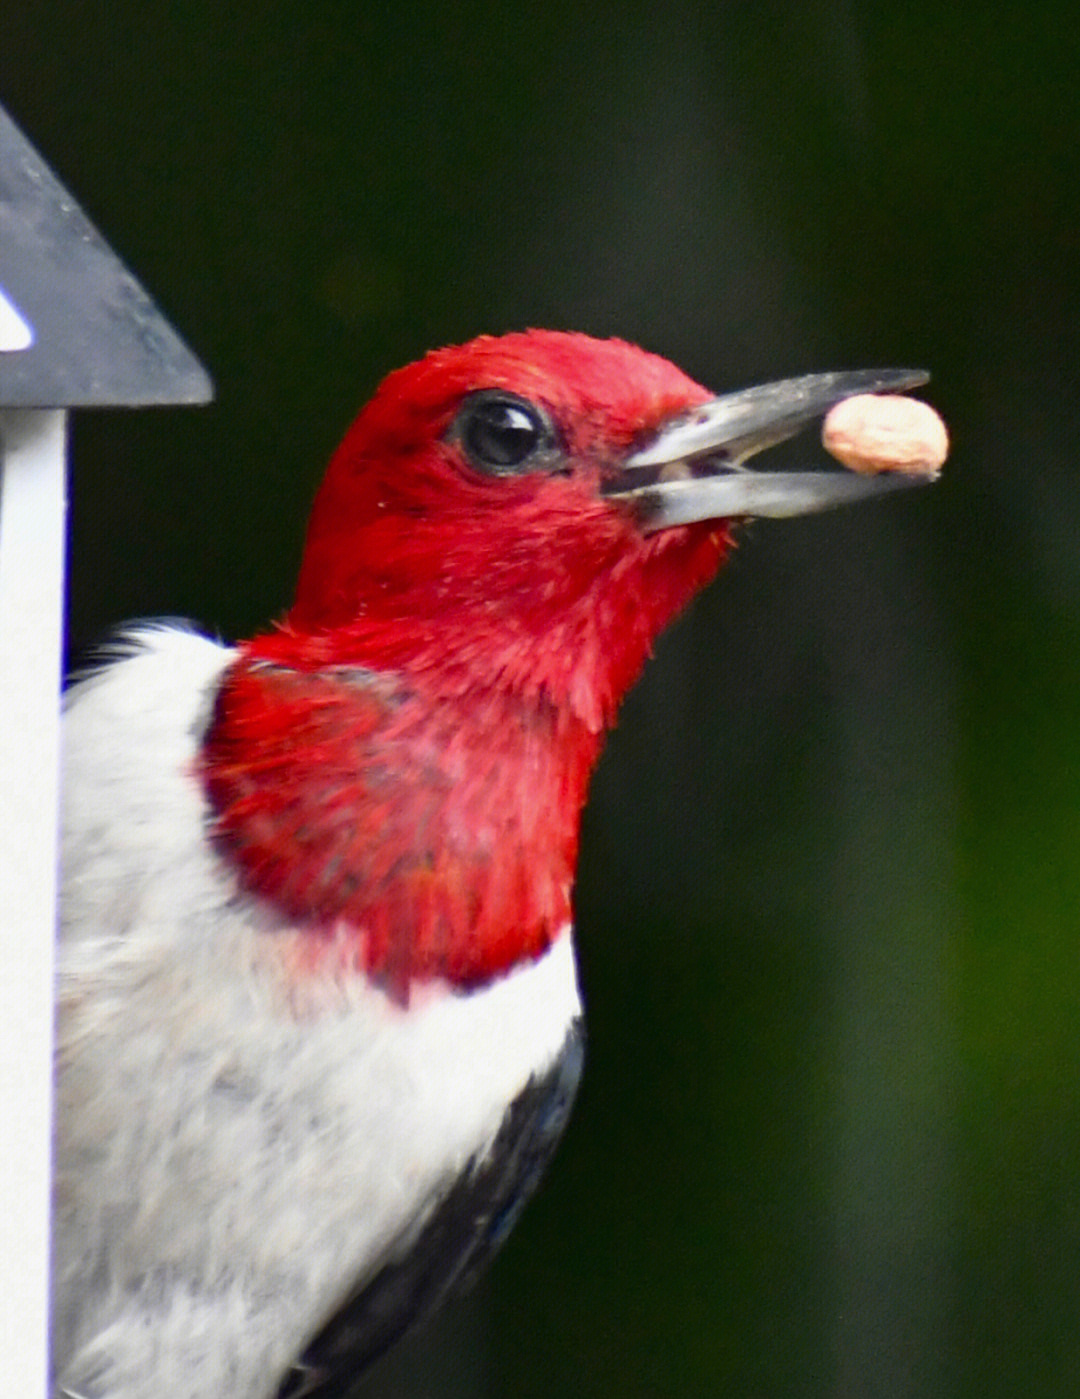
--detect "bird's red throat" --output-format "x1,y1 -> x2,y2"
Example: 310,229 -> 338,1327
201,520 -> 727,1000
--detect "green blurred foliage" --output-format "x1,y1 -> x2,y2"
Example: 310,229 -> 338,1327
5,1 -> 1080,1395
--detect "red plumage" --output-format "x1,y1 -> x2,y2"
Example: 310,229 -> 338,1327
202,331 -> 731,995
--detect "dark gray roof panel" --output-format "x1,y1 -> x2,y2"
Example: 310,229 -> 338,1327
0,106 -> 213,407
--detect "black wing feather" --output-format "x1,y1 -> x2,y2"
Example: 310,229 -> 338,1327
277,1019 -> 584,1399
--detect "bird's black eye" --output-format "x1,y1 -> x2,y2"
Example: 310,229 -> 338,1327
452,391 -> 561,476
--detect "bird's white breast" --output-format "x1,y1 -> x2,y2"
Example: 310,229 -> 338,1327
55,626 -> 582,1399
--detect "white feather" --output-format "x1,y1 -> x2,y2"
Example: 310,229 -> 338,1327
55,626 -> 581,1399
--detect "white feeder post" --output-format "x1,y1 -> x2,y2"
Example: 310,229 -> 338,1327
0,105 -> 212,1396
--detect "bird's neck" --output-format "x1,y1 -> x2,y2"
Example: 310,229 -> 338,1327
203,522 -> 729,998
272,517 -> 731,733
201,647 -> 604,1000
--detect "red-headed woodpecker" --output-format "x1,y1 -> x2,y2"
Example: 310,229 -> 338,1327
54,331 -> 939,1399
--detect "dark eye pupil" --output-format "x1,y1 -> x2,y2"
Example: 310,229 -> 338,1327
463,398 -> 543,470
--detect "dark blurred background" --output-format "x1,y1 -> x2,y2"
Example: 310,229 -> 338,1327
4,3 -> 1079,1395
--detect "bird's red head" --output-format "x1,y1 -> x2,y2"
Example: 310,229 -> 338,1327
273,330 -> 728,730
209,333 -> 932,993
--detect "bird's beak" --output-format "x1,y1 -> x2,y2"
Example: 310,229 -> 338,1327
605,369 -> 935,532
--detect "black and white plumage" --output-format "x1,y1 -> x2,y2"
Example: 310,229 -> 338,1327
53,628 -> 583,1399
278,1021 -> 583,1399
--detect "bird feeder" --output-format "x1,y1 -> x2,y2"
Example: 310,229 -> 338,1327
0,104 -> 212,1395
